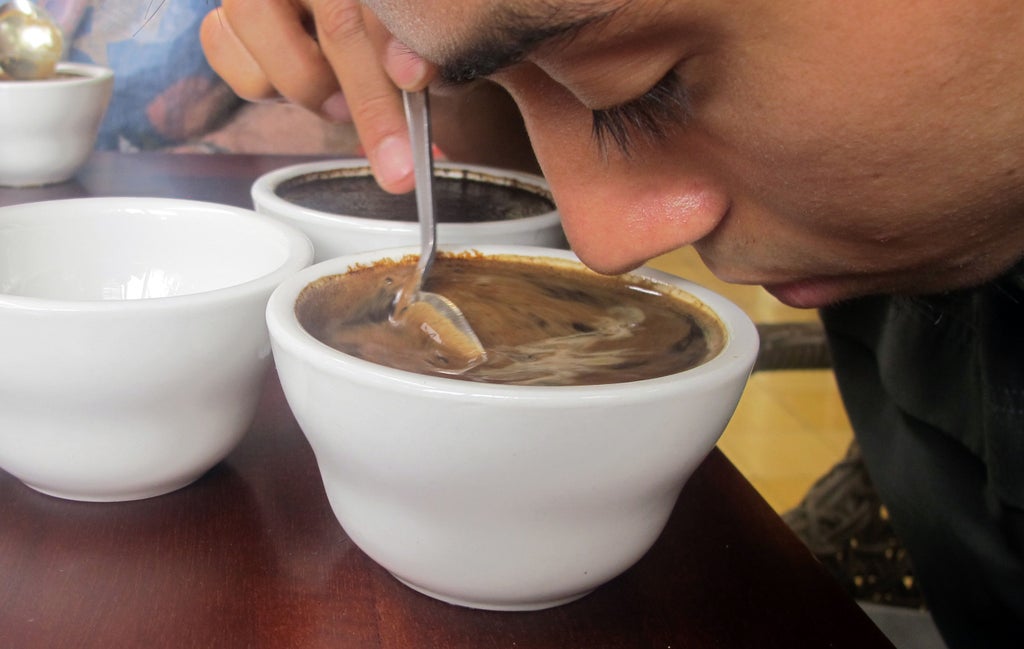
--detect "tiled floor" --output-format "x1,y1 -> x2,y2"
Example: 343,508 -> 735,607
648,247 -> 854,514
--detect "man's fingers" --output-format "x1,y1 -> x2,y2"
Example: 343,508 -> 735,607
200,8 -> 277,101
313,0 -> 414,192
381,37 -> 434,91
216,0 -> 340,117
202,0 -> 441,193
356,9 -> 433,91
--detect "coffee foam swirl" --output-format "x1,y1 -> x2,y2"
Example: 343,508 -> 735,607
296,254 -> 723,386
470,306 -> 651,385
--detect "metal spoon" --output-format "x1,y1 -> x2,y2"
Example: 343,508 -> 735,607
0,0 -> 63,80
392,89 -> 487,370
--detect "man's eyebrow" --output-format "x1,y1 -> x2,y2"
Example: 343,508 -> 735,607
437,3 -> 619,84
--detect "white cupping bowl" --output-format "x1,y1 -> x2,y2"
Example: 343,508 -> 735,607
251,158 -> 565,262
267,244 -> 759,610
0,62 -> 114,187
0,197 -> 313,501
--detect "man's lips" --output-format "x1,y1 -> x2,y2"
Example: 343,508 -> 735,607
762,277 -> 855,309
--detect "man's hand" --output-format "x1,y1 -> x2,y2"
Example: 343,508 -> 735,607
200,0 -> 434,193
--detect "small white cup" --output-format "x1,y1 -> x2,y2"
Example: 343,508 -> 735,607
0,197 -> 313,501
267,244 -> 758,610
0,62 -> 113,187
252,158 -> 565,262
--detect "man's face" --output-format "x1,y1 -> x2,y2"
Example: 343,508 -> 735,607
369,0 -> 1024,307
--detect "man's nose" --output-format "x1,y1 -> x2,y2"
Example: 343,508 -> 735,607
543,164 -> 731,275
499,65 -> 730,274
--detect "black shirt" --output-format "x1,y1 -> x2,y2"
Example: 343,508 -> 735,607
821,261 -> 1024,649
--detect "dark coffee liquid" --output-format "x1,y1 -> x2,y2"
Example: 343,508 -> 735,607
275,167 -> 555,223
296,254 -> 726,386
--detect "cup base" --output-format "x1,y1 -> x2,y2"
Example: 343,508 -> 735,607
20,471 -> 206,503
390,573 -> 594,611
0,172 -> 75,188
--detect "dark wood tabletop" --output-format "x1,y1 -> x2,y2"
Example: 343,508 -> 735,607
0,152 -> 894,648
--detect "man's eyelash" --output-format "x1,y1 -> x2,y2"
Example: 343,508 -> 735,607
591,72 -> 690,157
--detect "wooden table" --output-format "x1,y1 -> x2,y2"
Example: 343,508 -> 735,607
0,152 -> 893,648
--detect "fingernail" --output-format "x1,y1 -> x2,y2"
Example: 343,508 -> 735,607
372,135 -> 413,188
321,91 -> 351,122
386,38 -> 430,90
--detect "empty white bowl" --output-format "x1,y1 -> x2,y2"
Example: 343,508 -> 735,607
0,197 -> 313,501
252,158 -> 565,262
267,244 -> 758,610
0,61 -> 113,187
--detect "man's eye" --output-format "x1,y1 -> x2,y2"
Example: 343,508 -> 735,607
590,71 -> 691,157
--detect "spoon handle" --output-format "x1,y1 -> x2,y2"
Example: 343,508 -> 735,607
402,89 -> 437,284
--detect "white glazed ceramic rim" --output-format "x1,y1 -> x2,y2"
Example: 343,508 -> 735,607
251,158 -> 560,236
0,61 -> 113,89
0,197 -> 313,312
267,244 -> 760,401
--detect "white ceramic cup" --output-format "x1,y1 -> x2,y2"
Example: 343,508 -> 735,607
267,244 -> 758,610
0,197 -> 313,501
0,62 -> 114,187
251,158 -> 565,262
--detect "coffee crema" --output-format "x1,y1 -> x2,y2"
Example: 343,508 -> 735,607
297,254 -> 726,386
275,167 -> 555,223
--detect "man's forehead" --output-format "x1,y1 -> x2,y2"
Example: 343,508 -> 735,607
365,0 -> 626,79
364,0 -> 492,57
